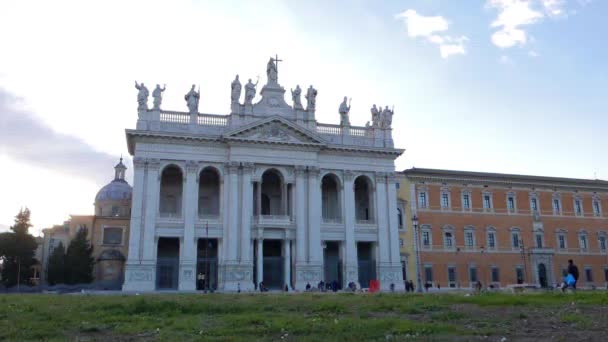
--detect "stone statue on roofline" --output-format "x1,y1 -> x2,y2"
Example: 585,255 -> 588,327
267,57 -> 278,84
152,84 -> 166,111
134,81 -> 149,111
291,85 -> 303,109
380,105 -> 393,128
305,85 -> 317,111
231,75 -> 242,105
371,104 -> 380,127
184,84 -> 200,114
244,77 -> 259,106
339,96 -> 351,126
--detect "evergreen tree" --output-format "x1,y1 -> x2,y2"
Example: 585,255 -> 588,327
46,242 -> 66,285
65,228 -> 94,284
0,208 -> 38,287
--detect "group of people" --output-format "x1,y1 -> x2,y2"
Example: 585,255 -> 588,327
560,259 -> 579,292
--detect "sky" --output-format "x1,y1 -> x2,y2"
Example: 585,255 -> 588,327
0,0 -> 606,235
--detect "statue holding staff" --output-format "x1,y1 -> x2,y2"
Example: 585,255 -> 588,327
134,81 -> 149,111
184,84 -> 200,114
339,96 -> 351,126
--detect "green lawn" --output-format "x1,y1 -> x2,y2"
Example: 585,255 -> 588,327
1,292 -> 607,341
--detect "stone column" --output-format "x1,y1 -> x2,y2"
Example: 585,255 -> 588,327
307,167 -> 323,278
239,163 -> 254,291
386,173 -> 405,291
142,159 -> 161,262
343,170 -> 359,287
283,239 -> 291,289
179,161 -> 198,291
294,166 -> 308,290
257,181 -> 262,215
222,161 -> 241,291
281,182 -> 288,215
256,238 -> 264,288
123,157 -> 155,291
375,172 -> 399,290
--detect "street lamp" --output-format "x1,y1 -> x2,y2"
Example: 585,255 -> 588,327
412,215 -> 423,293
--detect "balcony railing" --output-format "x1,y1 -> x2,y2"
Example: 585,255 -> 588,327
159,212 -> 183,219
255,215 -> 292,225
322,218 -> 343,224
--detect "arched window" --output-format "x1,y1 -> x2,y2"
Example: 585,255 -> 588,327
198,167 -> 220,217
261,169 -> 284,215
322,174 -> 341,222
159,165 -> 183,217
354,176 -> 374,222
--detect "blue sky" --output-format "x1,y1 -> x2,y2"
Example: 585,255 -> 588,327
0,0 -> 606,232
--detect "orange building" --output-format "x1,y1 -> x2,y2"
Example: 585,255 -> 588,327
403,168 -> 608,290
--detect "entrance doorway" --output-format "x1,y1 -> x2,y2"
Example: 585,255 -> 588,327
263,240 -> 284,289
156,237 -> 180,290
196,239 -> 218,291
324,241 -> 342,289
357,242 -> 376,288
538,263 -> 548,288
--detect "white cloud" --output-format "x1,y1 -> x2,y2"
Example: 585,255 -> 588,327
528,50 -> 540,57
395,10 -> 467,58
487,0 -> 569,48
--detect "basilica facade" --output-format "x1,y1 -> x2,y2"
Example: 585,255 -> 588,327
122,59 -> 404,292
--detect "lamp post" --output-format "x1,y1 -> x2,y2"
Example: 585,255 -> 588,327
412,215 -> 423,293
479,246 -> 485,288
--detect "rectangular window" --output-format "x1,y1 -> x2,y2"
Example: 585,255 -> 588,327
488,232 -> 496,249
422,231 -> 430,247
424,265 -> 433,282
558,234 -> 566,249
507,197 -> 515,211
531,198 -> 538,211
444,232 -> 453,248
448,267 -> 457,288
593,201 -> 601,216
599,236 -> 607,251
441,193 -> 449,208
575,200 -> 582,216
463,194 -> 471,210
553,199 -> 561,214
585,268 -> 593,282
483,195 -> 492,209
580,235 -> 588,250
512,233 -> 520,248
491,266 -> 500,282
103,227 -> 123,245
465,231 -> 474,248
448,267 -> 456,283
535,234 -> 543,248
469,266 -> 478,282
418,192 -> 427,208
516,266 -> 524,284
399,239 -> 404,247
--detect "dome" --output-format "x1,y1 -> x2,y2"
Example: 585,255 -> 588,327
95,179 -> 132,202
95,157 -> 132,202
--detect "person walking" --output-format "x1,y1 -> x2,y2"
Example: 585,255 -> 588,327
567,259 -> 579,290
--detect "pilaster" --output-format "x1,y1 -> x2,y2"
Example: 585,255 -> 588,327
343,170 -> 359,286
179,160 -> 198,291
294,165 -> 309,290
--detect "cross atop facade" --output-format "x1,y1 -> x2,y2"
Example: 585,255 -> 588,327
274,54 -> 283,74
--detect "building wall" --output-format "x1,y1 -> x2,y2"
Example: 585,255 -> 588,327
406,172 -> 608,289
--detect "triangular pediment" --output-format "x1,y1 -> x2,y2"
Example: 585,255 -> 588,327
223,116 -> 325,146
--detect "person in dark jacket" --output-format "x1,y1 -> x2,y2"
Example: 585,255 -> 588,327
567,259 -> 579,289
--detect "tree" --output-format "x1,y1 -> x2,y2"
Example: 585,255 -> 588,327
0,208 -> 38,287
46,242 -> 66,285
65,228 -> 94,284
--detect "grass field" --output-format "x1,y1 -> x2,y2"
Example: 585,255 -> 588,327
1,292 -> 607,341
